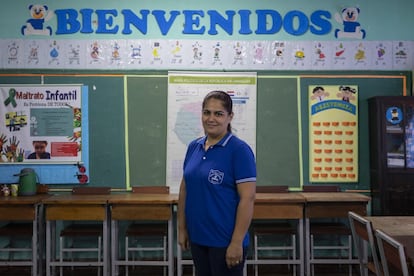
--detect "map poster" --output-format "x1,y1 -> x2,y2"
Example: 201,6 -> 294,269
0,85 -> 83,164
309,85 -> 359,182
167,71 -> 257,193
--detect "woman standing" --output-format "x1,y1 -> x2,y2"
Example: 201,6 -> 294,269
178,90 -> 256,276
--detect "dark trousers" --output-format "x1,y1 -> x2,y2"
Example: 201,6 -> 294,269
190,242 -> 246,276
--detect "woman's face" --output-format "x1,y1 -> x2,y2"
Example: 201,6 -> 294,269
202,98 -> 233,139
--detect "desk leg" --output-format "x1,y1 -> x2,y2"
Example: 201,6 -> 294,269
37,204 -> 44,276
103,215 -> 109,276
32,218 -> 37,276
305,218 -> 310,276
168,215 -> 174,276
46,220 -> 51,276
298,218 -> 304,276
111,219 -> 119,276
176,220 -> 183,276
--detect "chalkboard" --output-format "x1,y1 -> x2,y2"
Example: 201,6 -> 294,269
127,75 -> 168,187
256,76 -> 300,188
0,71 -> 411,191
126,75 -> 301,189
126,72 -> 411,191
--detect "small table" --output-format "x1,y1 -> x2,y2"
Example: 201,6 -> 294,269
367,216 -> 414,270
301,192 -> 371,276
42,194 -> 109,276
247,192 -> 306,276
109,193 -> 178,276
0,194 -> 49,276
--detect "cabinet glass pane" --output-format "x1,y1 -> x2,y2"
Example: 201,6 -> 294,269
406,105 -> 414,168
385,104 -> 405,168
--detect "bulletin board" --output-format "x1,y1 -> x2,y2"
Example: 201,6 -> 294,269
0,83 -> 89,184
0,74 -> 124,187
300,73 -> 411,190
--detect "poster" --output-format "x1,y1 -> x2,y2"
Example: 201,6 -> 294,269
0,85 -> 83,164
167,71 -> 257,193
309,85 -> 359,182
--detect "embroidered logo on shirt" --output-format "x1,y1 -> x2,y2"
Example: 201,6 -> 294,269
208,169 -> 224,185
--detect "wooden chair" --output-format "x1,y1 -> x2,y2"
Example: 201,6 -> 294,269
124,186 -> 170,276
303,185 -> 355,276
59,186 -> 110,276
375,229 -> 410,276
348,211 -> 382,276
247,185 -> 297,276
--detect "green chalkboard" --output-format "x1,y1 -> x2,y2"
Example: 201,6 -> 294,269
256,76 -> 301,188
0,71 -> 411,191
127,75 -> 168,187
126,74 -> 302,189
125,72 -> 411,191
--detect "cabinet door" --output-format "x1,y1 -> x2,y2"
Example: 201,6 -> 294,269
384,172 -> 414,215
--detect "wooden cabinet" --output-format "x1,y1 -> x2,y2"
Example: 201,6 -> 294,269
368,96 -> 414,215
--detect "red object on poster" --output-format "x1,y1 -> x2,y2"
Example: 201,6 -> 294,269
51,142 -> 78,157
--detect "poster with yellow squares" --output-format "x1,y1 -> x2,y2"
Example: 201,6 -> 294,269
309,85 -> 358,182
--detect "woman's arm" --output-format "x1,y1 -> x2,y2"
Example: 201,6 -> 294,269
226,181 -> 256,267
177,178 -> 190,250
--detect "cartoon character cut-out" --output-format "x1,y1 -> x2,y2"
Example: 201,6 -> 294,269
192,41 -> 203,64
311,86 -> 329,102
68,44 -> 80,65
337,86 -> 356,102
253,42 -> 264,64
233,42 -> 244,65
129,43 -> 142,64
171,41 -> 183,64
272,42 -> 285,65
334,7 -> 366,39
21,4 -> 54,36
212,42 -> 222,65
151,42 -> 163,64
391,108 -> 400,121
90,41 -> 100,60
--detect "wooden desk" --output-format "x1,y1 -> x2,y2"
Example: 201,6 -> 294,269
247,192 -> 306,276
108,193 -> 178,276
301,192 -> 371,276
42,194 -> 109,276
0,194 -> 49,276
367,216 -> 414,269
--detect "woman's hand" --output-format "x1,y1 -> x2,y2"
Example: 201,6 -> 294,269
225,241 -> 243,268
178,227 -> 190,251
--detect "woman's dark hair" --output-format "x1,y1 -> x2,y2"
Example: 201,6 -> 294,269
202,90 -> 233,132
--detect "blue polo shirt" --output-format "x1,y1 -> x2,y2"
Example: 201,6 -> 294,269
183,132 -> 256,247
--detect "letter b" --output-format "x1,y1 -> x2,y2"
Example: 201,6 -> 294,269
55,9 -> 81,34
